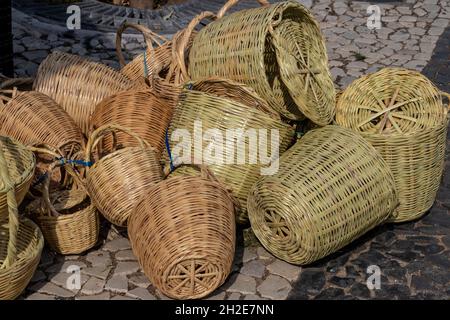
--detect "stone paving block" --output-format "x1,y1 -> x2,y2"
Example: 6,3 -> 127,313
206,291 -> 226,300
76,292 -> 111,300
127,287 -> 157,300
81,277 -> 106,295
49,272 -> 89,291
240,260 -> 266,279
257,275 -> 291,300
243,294 -> 269,300
226,274 -> 257,295
114,261 -> 140,276
26,292 -> 56,300
116,249 -> 138,261
103,237 -> 131,252
81,266 -> 112,280
129,274 -> 151,288
29,282 -> 76,298
46,261 -> 86,274
105,275 -> 128,294
227,292 -> 241,300
267,260 -> 301,282
86,251 -> 112,267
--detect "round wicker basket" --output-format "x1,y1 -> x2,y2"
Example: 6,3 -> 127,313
248,125 -> 398,265
335,68 -> 448,222
128,164 -> 236,300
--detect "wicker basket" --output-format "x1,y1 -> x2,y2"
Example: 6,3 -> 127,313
335,68 -> 448,222
0,143 -> 44,300
85,124 -> 163,227
0,89 -> 85,156
189,1 -> 334,123
128,164 -> 236,300
164,78 -> 295,223
248,125 -> 398,265
29,160 -> 99,255
89,88 -> 173,158
0,136 -> 35,218
33,51 -> 133,135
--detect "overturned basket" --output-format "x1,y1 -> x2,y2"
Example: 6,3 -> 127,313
85,124 -> 163,227
0,89 -> 85,156
189,0 -> 335,124
335,68 -> 448,223
28,159 -> 99,255
248,126 -> 398,265
164,78 -> 295,223
90,88 -> 173,158
0,142 -> 44,300
128,164 -> 236,300
33,51 -> 133,134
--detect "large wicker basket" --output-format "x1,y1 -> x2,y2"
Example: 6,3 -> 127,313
164,78 -> 295,223
89,88 -> 173,158
128,164 -> 236,300
85,124 -> 163,227
33,51 -> 133,135
335,68 -> 448,223
0,89 -> 85,156
188,1 -> 335,124
0,143 -> 44,300
28,160 -> 99,255
248,126 -> 398,265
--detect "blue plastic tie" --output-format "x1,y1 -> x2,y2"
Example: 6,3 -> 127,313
165,127 -> 174,172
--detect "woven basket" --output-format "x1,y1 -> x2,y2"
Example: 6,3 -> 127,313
33,51 -> 133,135
248,125 -> 398,265
128,164 -> 236,300
189,1 -> 334,123
0,136 -> 35,218
0,89 -> 85,156
0,143 -> 44,300
335,68 -> 448,222
85,124 -> 163,227
29,160 -> 99,255
165,78 -> 295,224
89,88 -> 173,158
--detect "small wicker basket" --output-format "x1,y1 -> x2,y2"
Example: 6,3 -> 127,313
128,164 -> 236,300
335,68 -> 448,222
33,51 -> 133,135
248,126 -> 398,265
85,124 -> 163,227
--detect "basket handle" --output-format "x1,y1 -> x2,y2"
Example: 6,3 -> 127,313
116,22 -> 168,83
85,124 -> 153,165
0,77 -> 34,90
171,11 -> 217,82
217,0 -> 270,19
40,160 -> 86,217
0,87 -> 19,105
0,145 -> 19,269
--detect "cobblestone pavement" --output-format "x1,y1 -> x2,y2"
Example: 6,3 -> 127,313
11,0 -> 450,300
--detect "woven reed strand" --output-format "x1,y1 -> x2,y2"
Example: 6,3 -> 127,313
335,68 -> 448,222
33,51 -> 133,135
248,125 -> 398,265
128,168 -> 235,300
0,91 -> 85,156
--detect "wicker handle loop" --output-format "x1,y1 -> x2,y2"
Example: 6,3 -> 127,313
85,124 -> 153,165
26,143 -> 63,159
0,87 -> 19,104
0,77 -> 34,90
0,145 -> 19,269
116,22 -> 167,68
217,0 -> 270,19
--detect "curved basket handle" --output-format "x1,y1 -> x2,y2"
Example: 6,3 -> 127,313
0,87 -> 19,105
171,11 -> 217,82
85,124 -> 153,165
217,0 -> 270,19
26,143 -> 63,159
0,145 -> 19,269
0,77 -> 34,90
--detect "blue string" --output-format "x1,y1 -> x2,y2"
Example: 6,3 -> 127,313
58,157 -> 92,167
165,127 -> 174,172
143,50 -> 149,78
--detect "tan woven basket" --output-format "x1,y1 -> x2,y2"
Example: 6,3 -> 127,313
189,1 -> 334,123
33,51 -> 133,135
0,89 -> 85,156
248,125 -> 398,265
335,68 -> 448,223
0,136 -> 35,218
29,160 -> 99,255
0,143 -> 44,300
164,78 -> 295,224
89,88 -> 173,158
128,164 -> 236,300
85,124 -> 163,227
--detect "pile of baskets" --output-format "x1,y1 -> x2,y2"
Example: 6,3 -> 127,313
0,0 -> 448,300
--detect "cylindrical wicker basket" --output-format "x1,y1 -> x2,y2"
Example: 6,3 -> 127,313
33,51 -> 133,135
0,136 -> 35,218
248,125 -> 398,265
0,143 -> 44,300
89,88 -> 173,158
189,1 -> 335,124
29,160 -> 99,255
85,124 -> 163,227
128,164 -> 236,300
0,89 -> 85,156
165,78 -> 295,223
335,68 -> 448,222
